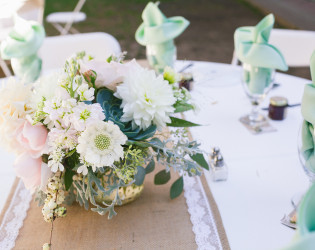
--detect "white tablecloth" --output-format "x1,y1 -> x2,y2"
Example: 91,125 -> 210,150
174,61 -> 309,250
0,61 -> 310,250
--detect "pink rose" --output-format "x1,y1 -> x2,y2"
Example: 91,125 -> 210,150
14,153 -> 42,190
13,121 -> 50,190
14,154 -> 52,191
15,121 -> 48,158
80,59 -> 141,91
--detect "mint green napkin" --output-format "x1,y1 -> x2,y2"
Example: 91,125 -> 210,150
301,51 -> 315,173
135,2 -> 189,72
234,14 -> 288,94
282,183 -> 315,250
0,15 -> 45,83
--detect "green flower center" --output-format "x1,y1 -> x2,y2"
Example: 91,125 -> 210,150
144,93 -> 151,103
80,109 -> 91,121
94,134 -> 111,151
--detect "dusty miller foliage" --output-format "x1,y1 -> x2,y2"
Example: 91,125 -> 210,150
72,168 -> 130,219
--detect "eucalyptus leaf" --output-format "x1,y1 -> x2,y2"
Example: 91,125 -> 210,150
167,117 -> 200,127
174,102 -> 194,113
154,170 -> 171,185
170,176 -> 184,199
134,166 -> 146,185
145,159 -> 155,174
190,153 -> 209,170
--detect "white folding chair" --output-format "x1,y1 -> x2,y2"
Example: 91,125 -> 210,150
46,0 -> 86,36
231,29 -> 315,67
0,0 -> 45,77
38,32 -> 121,72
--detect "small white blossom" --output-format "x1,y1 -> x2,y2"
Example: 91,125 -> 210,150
48,147 -> 65,172
43,243 -> 51,250
47,200 -> 57,210
77,165 -> 89,175
163,66 -> 181,84
70,103 -> 105,131
77,83 -> 94,101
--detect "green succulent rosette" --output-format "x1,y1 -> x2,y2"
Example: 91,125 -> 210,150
135,2 -> 189,72
234,14 -> 288,94
0,15 -> 45,83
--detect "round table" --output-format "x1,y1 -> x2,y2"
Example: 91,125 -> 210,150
0,60 -> 310,250
175,60 -> 309,250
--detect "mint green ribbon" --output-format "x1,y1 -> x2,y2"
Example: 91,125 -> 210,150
234,14 -> 288,94
135,2 -> 189,72
0,15 -> 45,83
282,183 -> 315,249
301,51 -> 315,173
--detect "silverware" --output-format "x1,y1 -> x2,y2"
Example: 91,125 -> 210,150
272,83 -> 281,89
262,103 -> 301,111
179,62 -> 194,73
281,209 -> 297,230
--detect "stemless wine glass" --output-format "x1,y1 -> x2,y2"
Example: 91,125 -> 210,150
293,122 -> 315,207
240,63 -> 275,127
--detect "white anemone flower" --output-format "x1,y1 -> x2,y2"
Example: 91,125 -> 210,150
77,121 -> 127,169
115,67 -> 176,130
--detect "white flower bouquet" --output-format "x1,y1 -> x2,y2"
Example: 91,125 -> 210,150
0,52 -> 208,248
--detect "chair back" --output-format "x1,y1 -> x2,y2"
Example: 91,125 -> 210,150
73,0 -> 86,13
232,28 -> 315,68
18,0 -> 45,24
39,32 -> 121,72
269,29 -> 315,67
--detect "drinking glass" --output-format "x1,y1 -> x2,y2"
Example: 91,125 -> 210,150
240,63 -> 275,127
292,122 -> 315,207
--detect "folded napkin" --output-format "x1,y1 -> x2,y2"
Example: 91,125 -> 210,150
234,14 -> 288,94
301,51 -> 315,173
282,183 -> 315,250
135,2 -> 189,72
1,15 -> 45,83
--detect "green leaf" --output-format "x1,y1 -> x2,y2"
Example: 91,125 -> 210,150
190,153 -> 209,170
145,159 -> 155,174
174,102 -> 194,113
65,149 -> 76,157
126,138 -> 165,151
134,166 -> 146,186
64,169 -> 75,191
64,152 -> 80,169
127,140 -> 152,148
167,117 -> 200,127
170,176 -> 184,199
131,125 -> 157,140
154,170 -> 171,185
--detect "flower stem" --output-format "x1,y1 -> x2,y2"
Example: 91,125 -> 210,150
49,220 -> 54,248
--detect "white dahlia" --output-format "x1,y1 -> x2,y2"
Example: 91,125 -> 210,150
77,121 -> 127,169
115,67 -> 176,130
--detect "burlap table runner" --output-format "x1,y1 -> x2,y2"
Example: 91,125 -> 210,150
0,165 -> 229,250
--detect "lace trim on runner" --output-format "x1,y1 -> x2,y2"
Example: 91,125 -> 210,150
169,124 -> 222,250
0,180 -> 32,250
184,176 -> 223,250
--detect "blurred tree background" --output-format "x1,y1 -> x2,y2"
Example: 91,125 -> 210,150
43,0 -> 310,78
